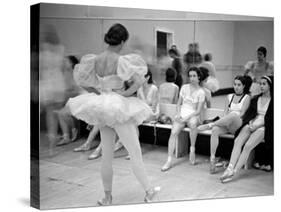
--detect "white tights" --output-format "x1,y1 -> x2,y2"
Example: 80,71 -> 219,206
99,122 -> 151,193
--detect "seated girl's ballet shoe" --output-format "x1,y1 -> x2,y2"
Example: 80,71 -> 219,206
161,161 -> 172,172
144,186 -> 161,203
114,140 -> 124,152
189,152 -> 196,165
97,195 -> 112,206
86,125 -> 93,131
197,123 -> 214,131
125,155 -> 130,160
220,167 -> 234,183
253,162 -> 261,170
56,137 -> 71,146
73,143 -> 91,152
260,165 -> 272,172
88,150 -> 102,160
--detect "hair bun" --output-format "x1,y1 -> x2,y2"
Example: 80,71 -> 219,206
104,33 -> 120,45
104,23 -> 129,46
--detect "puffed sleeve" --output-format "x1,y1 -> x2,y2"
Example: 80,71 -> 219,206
73,54 -> 98,88
117,54 -> 148,81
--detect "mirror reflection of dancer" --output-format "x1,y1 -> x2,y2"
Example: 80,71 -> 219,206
244,46 -> 273,96
220,76 -> 273,183
67,24 -> 160,205
39,25 -> 66,154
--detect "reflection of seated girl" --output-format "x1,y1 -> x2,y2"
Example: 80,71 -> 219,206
220,76 -> 273,183
159,68 -> 179,104
161,67 -> 206,171
198,75 -> 252,174
137,69 -> 159,120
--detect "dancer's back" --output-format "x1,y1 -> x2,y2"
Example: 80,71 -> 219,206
95,51 -> 119,77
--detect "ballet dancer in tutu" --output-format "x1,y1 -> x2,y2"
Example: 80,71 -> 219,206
67,23 -> 160,205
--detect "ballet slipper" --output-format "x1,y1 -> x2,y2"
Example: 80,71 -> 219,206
161,161 -> 172,172
144,186 -> 161,203
88,149 -> 102,160
73,142 -> 91,152
114,140 -> 124,152
97,195 -> 112,206
220,167 -> 234,183
189,151 -> 196,165
260,165 -> 272,172
125,155 -> 130,160
56,135 -> 71,146
197,123 -> 214,131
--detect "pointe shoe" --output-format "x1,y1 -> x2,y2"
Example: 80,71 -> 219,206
197,123 -> 213,131
73,143 -> 91,152
260,165 -> 272,172
189,151 -> 196,165
144,186 -> 161,203
125,155 -> 130,160
210,159 -> 216,174
97,195 -> 112,206
253,162 -> 260,170
220,167 -> 234,183
161,161 -> 172,172
88,149 -> 102,160
86,125 -> 93,131
114,140 -> 124,152
56,137 -> 71,146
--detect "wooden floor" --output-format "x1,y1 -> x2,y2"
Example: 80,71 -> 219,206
39,133 -> 273,210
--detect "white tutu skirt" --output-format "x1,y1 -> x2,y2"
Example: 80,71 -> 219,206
67,92 -> 153,127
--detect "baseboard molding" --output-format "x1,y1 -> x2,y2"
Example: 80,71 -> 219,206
212,87 -> 234,96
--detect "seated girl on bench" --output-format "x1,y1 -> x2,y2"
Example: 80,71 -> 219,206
161,66 -> 208,171
197,75 -> 252,174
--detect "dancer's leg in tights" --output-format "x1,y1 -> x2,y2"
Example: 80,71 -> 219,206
228,125 -> 251,168
187,117 -> 199,150
187,116 -> 200,164
74,125 -> 100,152
45,105 -> 59,148
210,126 -> 228,160
114,122 -> 151,191
234,127 -> 265,172
213,113 -> 240,130
198,113 -> 241,132
99,126 -> 116,198
161,121 -> 185,170
168,121 -> 185,157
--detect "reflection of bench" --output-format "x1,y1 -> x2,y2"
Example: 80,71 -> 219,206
141,103 -> 254,169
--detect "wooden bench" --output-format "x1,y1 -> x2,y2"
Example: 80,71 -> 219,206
141,103 -> 254,169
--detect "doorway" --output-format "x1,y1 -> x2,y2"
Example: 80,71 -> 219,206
155,28 -> 174,58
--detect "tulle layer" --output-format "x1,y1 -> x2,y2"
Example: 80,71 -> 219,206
67,92 -> 153,127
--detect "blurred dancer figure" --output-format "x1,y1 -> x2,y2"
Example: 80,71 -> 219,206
39,25 -> 66,153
